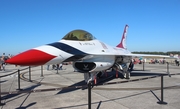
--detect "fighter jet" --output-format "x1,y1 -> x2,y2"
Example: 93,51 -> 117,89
6,25 -> 172,82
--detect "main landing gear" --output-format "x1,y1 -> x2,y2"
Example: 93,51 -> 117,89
114,63 -> 131,79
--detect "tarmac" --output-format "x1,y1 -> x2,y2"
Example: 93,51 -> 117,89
0,63 -> 180,109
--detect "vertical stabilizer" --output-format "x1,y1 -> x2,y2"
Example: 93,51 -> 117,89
116,25 -> 129,49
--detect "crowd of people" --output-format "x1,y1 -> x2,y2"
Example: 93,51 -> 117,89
47,63 -> 63,70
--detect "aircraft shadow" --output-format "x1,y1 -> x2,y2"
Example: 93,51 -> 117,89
97,70 -> 165,85
97,71 -> 124,84
56,70 -> 163,94
56,80 -> 86,95
1,84 -> 40,101
0,80 -> 7,83
54,91 -> 150,109
130,72 -> 163,76
56,71 -> 122,95
132,69 -> 150,71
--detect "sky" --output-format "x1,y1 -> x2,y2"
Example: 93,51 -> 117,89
0,0 -> 180,55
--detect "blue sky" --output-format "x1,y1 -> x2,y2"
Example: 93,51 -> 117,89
0,0 -> 180,55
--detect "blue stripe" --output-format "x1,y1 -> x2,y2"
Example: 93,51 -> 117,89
47,42 -> 88,61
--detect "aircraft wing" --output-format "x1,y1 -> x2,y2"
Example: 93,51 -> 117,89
118,53 -> 177,59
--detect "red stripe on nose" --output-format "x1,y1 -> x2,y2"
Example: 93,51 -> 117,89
6,49 -> 56,66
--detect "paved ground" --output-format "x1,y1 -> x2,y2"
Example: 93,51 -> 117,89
0,63 -> 180,109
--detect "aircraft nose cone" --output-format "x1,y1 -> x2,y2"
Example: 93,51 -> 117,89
6,49 -> 56,66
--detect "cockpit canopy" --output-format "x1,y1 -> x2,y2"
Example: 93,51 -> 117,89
62,30 -> 96,41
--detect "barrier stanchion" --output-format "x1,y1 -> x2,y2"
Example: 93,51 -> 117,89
56,67 -> 58,74
29,66 -> 31,81
17,69 -> 22,90
157,75 -> 167,104
167,62 -> 169,73
88,81 -> 91,109
41,66 -> 43,77
166,62 -> 171,77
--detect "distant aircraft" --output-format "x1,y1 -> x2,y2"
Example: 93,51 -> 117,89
6,25 -> 173,83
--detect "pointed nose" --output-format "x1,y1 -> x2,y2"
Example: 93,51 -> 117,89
6,49 -> 56,66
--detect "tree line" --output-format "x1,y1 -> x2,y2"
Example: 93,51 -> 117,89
132,51 -> 180,55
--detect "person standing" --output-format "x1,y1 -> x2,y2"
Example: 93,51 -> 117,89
47,65 -> 50,70
59,63 -> 63,70
0,56 -> 5,71
8,54 -> 11,59
128,59 -> 134,72
177,58 -> 179,66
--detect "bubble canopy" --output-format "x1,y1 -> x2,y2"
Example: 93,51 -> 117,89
62,30 -> 96,41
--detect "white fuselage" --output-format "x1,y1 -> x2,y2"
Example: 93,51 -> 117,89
34,39 -> 132,65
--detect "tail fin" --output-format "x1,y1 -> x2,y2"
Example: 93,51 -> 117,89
116,25 -> 129,49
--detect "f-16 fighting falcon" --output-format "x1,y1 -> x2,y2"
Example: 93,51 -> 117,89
6,25 -> 173,83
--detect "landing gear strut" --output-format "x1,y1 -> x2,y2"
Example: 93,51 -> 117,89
124,71 -> 130,79
121,64 -> 130,79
